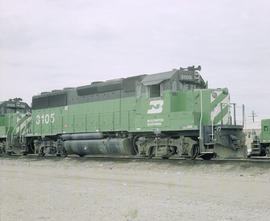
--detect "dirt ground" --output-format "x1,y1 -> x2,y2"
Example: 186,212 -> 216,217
0,157 -> 270,221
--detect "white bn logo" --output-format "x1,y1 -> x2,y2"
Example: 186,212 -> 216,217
147,100 -> 164,114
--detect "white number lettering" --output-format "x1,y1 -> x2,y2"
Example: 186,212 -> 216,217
36,115 -> 40,125
35,113 -> 55,125
45,114 -> 50,124
41,115 -> 45,124
50,113 -> 55,123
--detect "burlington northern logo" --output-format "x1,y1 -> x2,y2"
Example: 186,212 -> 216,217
147,100 -> 164,114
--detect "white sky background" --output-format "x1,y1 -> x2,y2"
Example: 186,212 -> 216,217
0,0 -> 269,122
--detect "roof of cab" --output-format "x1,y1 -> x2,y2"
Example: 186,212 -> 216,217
141,69 -> 178,86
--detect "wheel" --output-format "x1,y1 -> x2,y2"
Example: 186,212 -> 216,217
148,146 -> 155,159
201,154 -> 214,160
265,146 -> 270,157
38,152 -> 45,157
38,147 -> 45,157
132,135 -> 139,155
191,144 -> 199,160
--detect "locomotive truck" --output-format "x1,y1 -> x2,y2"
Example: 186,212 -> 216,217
0,66 -> 246,160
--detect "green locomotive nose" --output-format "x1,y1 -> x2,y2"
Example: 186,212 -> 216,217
0,98 -> 31,155
261,119 -> 270,143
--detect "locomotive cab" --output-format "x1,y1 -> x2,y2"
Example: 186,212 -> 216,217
134,67 -> 246,159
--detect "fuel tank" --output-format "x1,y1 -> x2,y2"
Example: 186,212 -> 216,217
63,138 -> 134,156
61,133 -> 104,141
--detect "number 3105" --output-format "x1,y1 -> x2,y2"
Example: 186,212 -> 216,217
36,113 -> 55,125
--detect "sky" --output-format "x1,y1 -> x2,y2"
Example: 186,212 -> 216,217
0,0 -> 269,122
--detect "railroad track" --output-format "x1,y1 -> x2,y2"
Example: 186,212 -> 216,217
1,154 -> 270,164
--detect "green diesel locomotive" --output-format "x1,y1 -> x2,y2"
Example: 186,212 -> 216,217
249,119 -> 270,156
0,98 -> 31,155
1,66 -> 247,159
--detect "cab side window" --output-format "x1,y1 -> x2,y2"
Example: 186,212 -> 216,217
264,126 -> 268,132
149,84 -> 161,98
